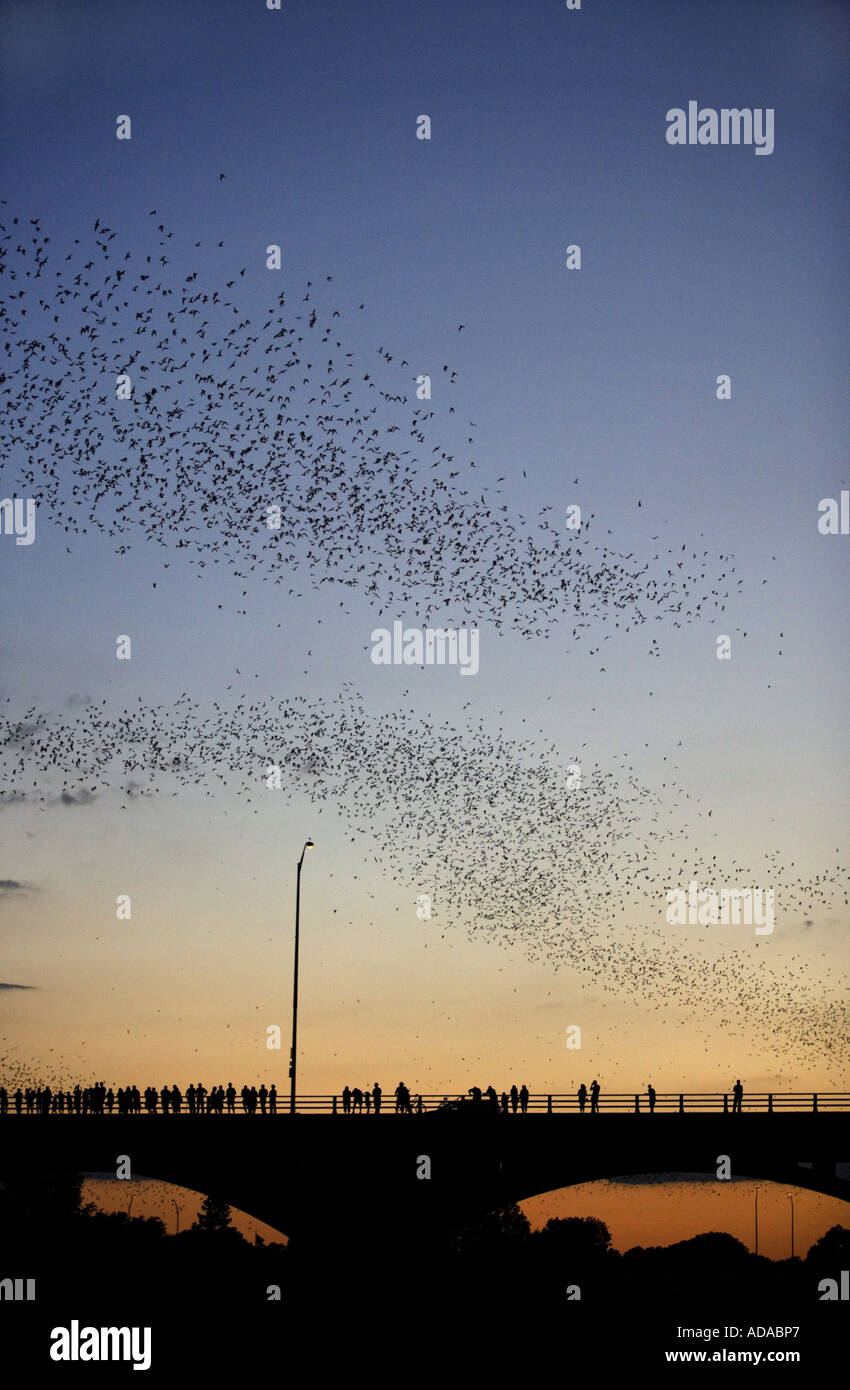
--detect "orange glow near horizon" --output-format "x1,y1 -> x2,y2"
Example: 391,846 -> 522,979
81,1175 -> 849,1263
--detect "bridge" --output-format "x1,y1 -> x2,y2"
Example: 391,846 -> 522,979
5,1088 -> 848,1115
3,1099 -> 848,1251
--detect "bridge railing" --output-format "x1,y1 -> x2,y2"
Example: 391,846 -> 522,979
518,1092 -> 850,1114
2,1092 -> 848,1115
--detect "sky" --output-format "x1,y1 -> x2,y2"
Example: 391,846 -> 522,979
1,0 -> 848,1254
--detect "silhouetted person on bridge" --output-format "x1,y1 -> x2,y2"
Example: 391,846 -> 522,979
352,1087 -> 364,1113
519,1084 -> 529,1114
732,1080 -> 743,1114
342,1085 -> 351,1115
485,1085 -> 498,1109
578,1083 -> 587,1113
647,1084 -> 656,1114
590,1080 -> 600,1114
259,1085 -> 268,1115
372,1083 -> 382,1114
226,1083 -> 236,1114
269,1085 -> 277,1114
510,1084 -> 519,1114
501,1091 -> 509,1114
394,1082 -> 407,1114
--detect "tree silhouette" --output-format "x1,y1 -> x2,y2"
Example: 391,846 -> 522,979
806,1225 -> 850,1267
537,1215 -> 612,1260
195,1192 -> 232,1233
454,1202 -> 531,1256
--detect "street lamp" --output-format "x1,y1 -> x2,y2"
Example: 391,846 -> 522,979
788,1194 -> 795,1259
289,839 -> 314,1114
171,1198 -> 182,1235
754,1186 -> 760,1256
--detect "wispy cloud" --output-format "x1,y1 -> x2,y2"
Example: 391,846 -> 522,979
59,789 -> 96,806
0,792 -> 28,811
0,982 -> 36,990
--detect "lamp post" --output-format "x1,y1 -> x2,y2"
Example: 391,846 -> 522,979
754,1186 -> 760,1256
289,839 -> 314,1114
788,1194 -> 795,1259
171,1198 -> 182,1235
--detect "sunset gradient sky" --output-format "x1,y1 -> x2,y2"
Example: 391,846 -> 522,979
1,0 -> 848,1254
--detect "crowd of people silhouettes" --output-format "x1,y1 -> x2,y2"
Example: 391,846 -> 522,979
0,1081 -> 279,1115
0,1079 -> 755,1116
340,1084 -> 383,1114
